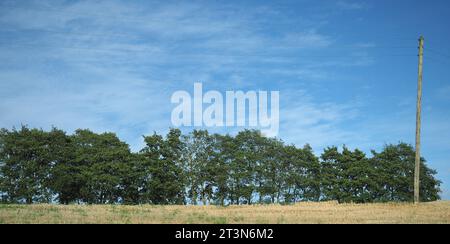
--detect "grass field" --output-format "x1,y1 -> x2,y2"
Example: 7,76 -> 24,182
1,201 -> 449,224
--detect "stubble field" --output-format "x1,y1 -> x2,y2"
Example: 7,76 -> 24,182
1,201 -> 449,224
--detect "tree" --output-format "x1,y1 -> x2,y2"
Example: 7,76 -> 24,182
70,129 -> 131,204
209,134 -> 232,205
0,126 -> 63,203
47,128 -> 77,204
338,147 -> 374,203
230,130 -> 264,204
320,146 -> 377,203
118,152 -> 146,204
300,144 -> 321,201
370,143 -> 440,202
320,146 -> 342,202
257,136 -> 284,204
182,130 -> 218,205
141,129 -> 185,204
282,144 -> 321,203
164,128 -> 186,204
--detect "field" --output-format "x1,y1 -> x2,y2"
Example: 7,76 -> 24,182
1,201 -> 449,224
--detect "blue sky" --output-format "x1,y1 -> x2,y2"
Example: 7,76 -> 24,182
0,0 -> 449,199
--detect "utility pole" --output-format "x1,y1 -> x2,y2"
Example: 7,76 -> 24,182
414,36 -> 424,204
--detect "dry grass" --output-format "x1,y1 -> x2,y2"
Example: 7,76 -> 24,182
1,201 -> 449,224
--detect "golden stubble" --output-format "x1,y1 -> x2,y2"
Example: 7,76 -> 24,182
0,201 -> 449,224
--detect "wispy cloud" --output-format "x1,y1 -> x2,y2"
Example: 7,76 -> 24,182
279,89 -> 362,150
336,1 -> 367,11
0,0 -> 400,151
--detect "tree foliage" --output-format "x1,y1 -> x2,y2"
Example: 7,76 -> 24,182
0,126 -> 441,204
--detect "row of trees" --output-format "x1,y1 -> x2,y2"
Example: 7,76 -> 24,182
0,126 -> 441,205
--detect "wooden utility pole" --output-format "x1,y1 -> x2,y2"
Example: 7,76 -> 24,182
414,36 -> 424,204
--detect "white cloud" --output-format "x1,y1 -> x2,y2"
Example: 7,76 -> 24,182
336,1 -> 367,11
281,30 -> 333,49
278,90 -> 362,151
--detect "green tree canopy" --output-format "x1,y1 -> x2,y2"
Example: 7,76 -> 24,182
0,127 -> 442,205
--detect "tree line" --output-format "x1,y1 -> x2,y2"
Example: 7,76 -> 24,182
0,126 -> 441,205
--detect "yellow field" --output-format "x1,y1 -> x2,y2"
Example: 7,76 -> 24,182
1,201 -> 449,224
